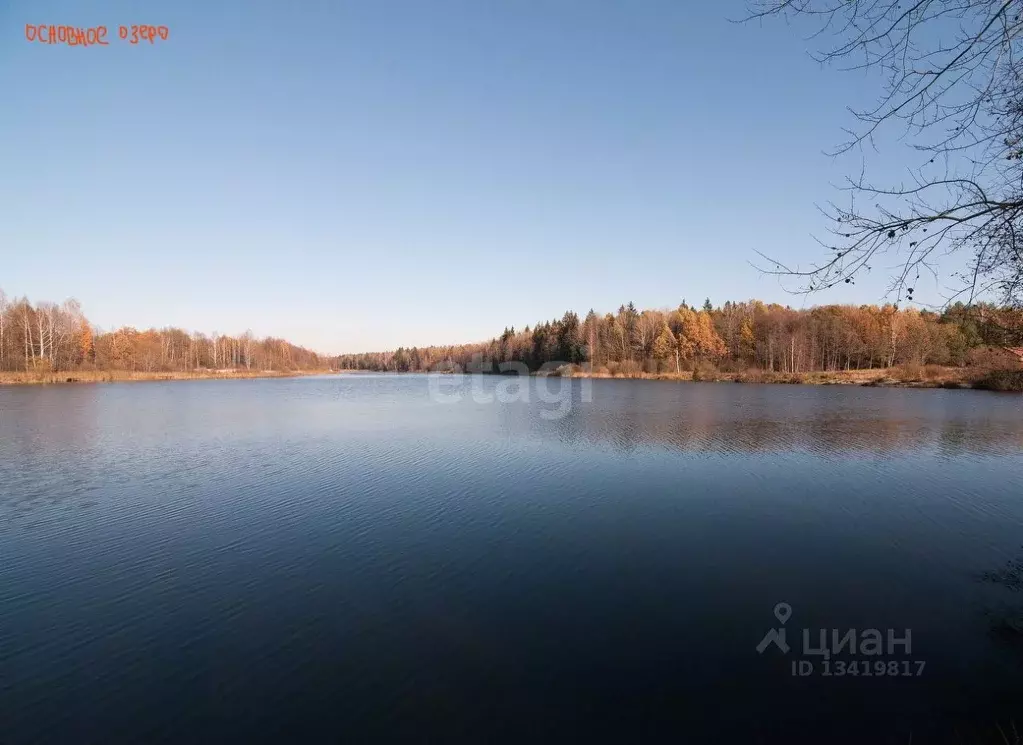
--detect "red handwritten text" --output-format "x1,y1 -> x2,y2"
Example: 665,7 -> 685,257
25,25 -> 108,46
25,24 -> 169,47
118,25 -> 169,44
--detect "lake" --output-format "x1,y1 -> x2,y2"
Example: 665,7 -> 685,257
2,375 -> 1022,743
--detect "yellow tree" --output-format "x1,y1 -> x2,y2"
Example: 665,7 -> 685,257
652,323 -> 679,373
696,310 -> 727,358
678,306 -> 726,361
78,319 -> 93,366
675,307 -> 698,361
739,317 -> 756,361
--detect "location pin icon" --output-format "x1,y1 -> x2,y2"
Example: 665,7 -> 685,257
774,602 -> 792,625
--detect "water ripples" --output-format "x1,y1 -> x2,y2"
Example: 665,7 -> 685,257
2,376 -> 1023,743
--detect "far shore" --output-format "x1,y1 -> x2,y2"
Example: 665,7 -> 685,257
544,365 -> 1021,391
338,365 -> 1022,391
4,365 -> 1021,392
0,369 -> 336,387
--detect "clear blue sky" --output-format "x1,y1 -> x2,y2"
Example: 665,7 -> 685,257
1,0 -> 943,354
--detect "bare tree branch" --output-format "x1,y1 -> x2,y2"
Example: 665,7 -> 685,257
747,0 -> 1023,315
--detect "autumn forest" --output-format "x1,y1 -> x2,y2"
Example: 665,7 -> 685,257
3,287 -> 1022,386
0,289 -> 326,377
338,299 -> 1023,382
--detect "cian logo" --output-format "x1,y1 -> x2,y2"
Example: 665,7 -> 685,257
756,602 -> 792,654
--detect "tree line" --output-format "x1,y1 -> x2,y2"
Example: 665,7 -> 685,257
5,287 -> 1019,378
337,299 -> 1023,375
0,289 -> 326,373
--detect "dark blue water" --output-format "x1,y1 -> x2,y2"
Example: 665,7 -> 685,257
2,375 -> 1022,744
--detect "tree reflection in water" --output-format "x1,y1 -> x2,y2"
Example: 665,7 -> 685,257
981,549 -> 1023,650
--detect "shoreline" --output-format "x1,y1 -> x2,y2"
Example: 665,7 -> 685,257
398,365 -> 1017,391
3,366 -> 1020,392
335,365 -> 1023,390
0,369 -> 336,387
547,366 -> 1020,391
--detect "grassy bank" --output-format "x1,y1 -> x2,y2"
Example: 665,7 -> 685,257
0,369 -> 335,386
11,365 -> 1017,391
548,363 -> 1023,391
